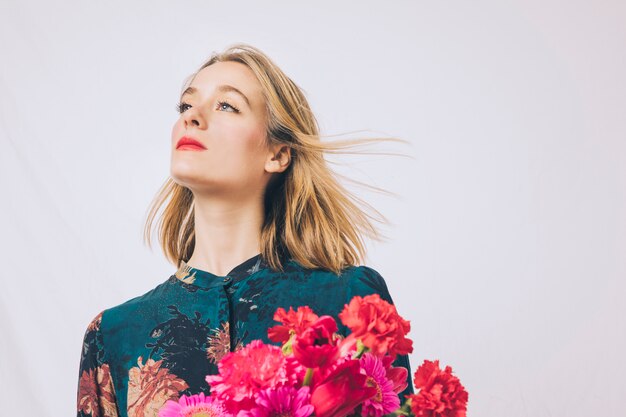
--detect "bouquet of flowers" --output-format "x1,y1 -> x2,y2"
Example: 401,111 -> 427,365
158,293 -> 469,417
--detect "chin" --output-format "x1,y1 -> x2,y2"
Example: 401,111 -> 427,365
170,164 -> 202,185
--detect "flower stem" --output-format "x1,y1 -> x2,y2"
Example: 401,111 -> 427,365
391,403 -> 412,416
383,404 -> 411,417
302,368 -> 314,386
353,340 -> 367,359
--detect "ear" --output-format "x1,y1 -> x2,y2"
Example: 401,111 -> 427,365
265,144 -> 292,174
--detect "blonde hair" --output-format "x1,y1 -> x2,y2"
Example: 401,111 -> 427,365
143,43 -> 412,275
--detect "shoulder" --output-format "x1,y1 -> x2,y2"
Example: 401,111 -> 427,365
284,258 -> 384,279
283,260 -> 388,287
82,278 -> 172,337
344,264 -> 393,304
347,264 -> 388,287
277,260 -> 392,302
351,264 -> 386,281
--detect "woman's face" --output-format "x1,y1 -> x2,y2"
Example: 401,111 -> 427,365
170,61 -> 276,199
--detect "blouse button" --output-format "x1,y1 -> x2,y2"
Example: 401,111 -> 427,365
223,276 -> 231,283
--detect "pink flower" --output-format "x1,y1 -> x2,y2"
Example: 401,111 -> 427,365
358,353 -> 403,417
206,340 -> 289,413
158,392 -> 232,417
238,386 -> 314,417
385,358 -> 409,395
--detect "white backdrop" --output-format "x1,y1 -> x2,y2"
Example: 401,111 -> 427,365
1,1 -> 624,416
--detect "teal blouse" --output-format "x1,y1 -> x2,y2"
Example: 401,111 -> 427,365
76,253 -> 414,417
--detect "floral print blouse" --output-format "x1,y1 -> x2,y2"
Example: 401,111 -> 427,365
76,253 -> 415,417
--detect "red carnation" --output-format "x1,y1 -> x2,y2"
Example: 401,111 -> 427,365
338,293 -> 413,358
407,359 -> 468,417
292,315 -> 341,368
268,305 -> 320,343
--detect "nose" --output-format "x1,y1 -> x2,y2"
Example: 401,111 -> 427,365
183,106 -> 206,129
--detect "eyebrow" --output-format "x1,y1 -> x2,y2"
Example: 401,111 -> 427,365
181,84 -> 250,107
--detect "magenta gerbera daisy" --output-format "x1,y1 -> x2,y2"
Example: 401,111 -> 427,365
359,353 -> 401,417
239,385 -> 314,417
158,392 -> 232,417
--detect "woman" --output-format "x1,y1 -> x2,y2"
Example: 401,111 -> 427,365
76,43 -> 414,417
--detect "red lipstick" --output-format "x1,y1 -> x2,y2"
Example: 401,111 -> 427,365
176,136 -> 207,151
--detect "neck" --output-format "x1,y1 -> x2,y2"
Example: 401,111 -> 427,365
186,192 -> 264,276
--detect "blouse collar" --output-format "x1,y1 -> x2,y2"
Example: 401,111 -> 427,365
174,252 -> 267,289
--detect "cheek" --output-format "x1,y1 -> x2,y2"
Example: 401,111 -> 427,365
219,119 -> 265,151
217,122 -> 267,174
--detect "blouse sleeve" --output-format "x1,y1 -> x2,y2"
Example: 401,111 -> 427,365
343,266 -> 415,408
76,310 -> 120,417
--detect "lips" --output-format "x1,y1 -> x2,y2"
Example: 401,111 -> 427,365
176,136 -> 207,150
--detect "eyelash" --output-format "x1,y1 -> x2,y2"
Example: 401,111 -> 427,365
175,100 -> 240,114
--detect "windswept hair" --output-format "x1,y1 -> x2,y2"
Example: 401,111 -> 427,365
143,43 -> 411,275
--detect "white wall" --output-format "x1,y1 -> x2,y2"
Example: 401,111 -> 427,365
1,1 -> 624,416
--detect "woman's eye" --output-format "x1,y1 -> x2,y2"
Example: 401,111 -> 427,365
217,100 -> 240,113
176,101 -> 191,114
